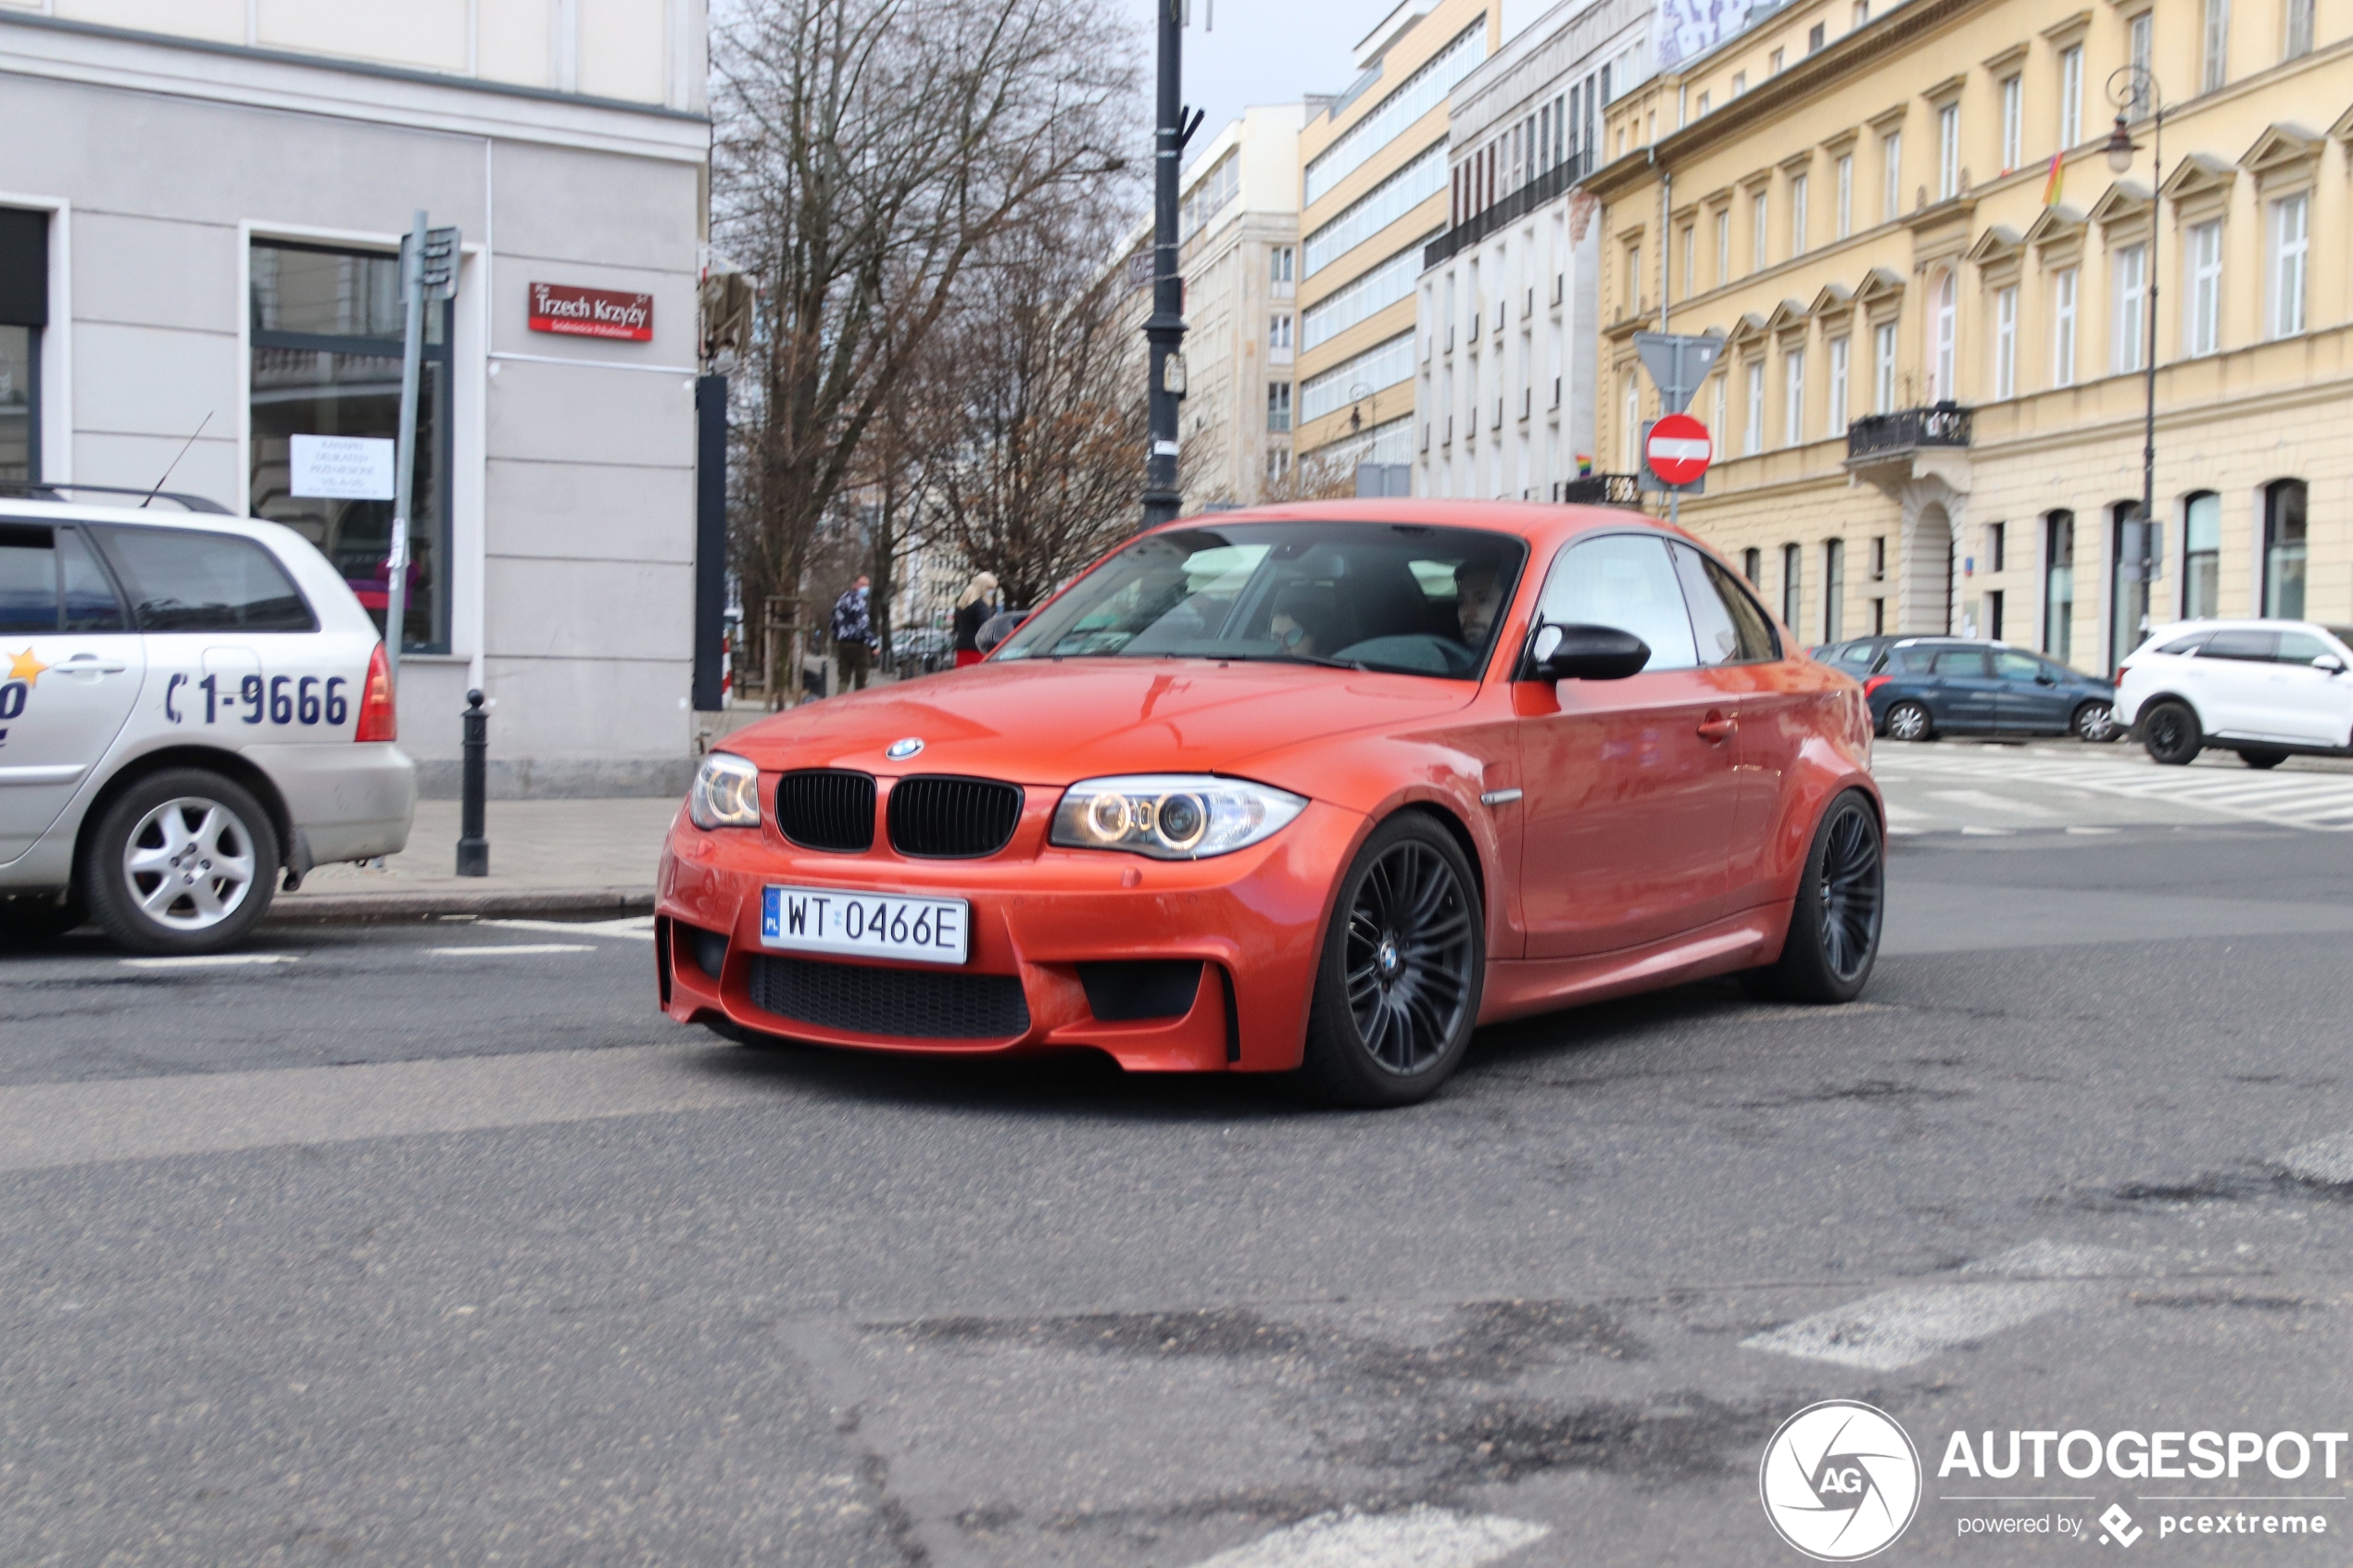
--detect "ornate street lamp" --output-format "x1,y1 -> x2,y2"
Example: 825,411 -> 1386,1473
2105,66 -> 2164,634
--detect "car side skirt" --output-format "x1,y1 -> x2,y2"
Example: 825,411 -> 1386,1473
1478,901 -> 1792,1024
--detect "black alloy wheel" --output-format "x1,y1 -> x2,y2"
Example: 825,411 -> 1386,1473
1293,814 -> 1483,1108
2142,701 -> 2202,766
2238,747 -> 2289,770
1748,790 -> 1883,1003
1884,700 -> 1932,742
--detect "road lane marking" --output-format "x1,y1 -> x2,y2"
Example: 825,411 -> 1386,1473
1185,1508 -> 1549,1568
1743,1241 -> 2144,1371
484,916 -> 657,941
1878,752 -> 2353,830
0,1046 -> 773,1174
426,943 -> 598,956
120,952 -> 301,970
2277,1133 -> 2353,1185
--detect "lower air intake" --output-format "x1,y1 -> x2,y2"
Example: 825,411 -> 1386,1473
747,954 -> 1031,1039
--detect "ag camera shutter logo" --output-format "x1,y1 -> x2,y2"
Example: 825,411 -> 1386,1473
1760,1400 -> 1921,1561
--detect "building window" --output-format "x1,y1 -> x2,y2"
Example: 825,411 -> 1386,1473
1835,154 -> 1854,238
1697,90 -> 1712,115
1791,174 -> 1809,257
1269,313 -> 1293,352
1987,589 -> 2006,639
1743,546 -> 1763,583
1266,382 -> 1291,432
2000,75 -> 2023,172
1265,448 -> 1290,486
2129,14 -> 2154,114
1681,224 -> 1696,300
2044,509 -> 2075,662
249,240 -> 450,652
2183,490 -> 2220,618
1873,321 -> 1897,413
1623,375 -> 1641,470
2186,220 -> 2221,356
2111,499 -> 2158,672
2286,0 -> 2315,56
1781,543 -> 1803,633
1869,534 -> 1887,581
1744,359 -> 1766,454
1715,209 -> 1731,285
1823,538 -> 1845,640
1752,190 -> 1768,272
2051,267 -> 2078,386
1936,103 -> 1961,201
2113,243 -> 2146,372
1829,336 -> 1851,431
1784,347 -> 1806,447
2059,46 -> 2083,146
1626,245 -> 1642,315
1769,46 -> 1785,73
1712,370 -> 1728,443
2201,0 -> 2229,93
1931,271 -> 1957,400
0,207 -> 45,484
2270,192 -> 2309,339
1731,70 -> 1747,95
1881,132 -> 1903,222
2263,479 -> 2308,617
1270,246 -> 1294,284
1809,21 -> 1827,51
1853,0 -> 1869,24
1988,521 -> 2007,572
1993,284 -> 2018,398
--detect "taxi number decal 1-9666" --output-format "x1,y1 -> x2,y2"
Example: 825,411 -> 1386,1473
760,885 -> 970,965
163,672 -> 349,728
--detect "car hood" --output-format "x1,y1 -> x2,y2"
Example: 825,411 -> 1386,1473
719,659 -> 1479,790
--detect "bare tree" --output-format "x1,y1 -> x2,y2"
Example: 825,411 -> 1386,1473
927,204 -> 1148,609
714,0 -> 1138,650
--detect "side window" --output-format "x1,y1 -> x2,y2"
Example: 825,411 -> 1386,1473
1931,648 -> 1992,676
93,527 -> 316,633
2158,630 -> 2214,656
0,522 -> 54,633
1994,651 -> 2043,681
1670,541 -> 1779,664
57,529 -> 129,632
2274,630 -> 2332,665
2203,628 -> 2278,662
1537,533 -> 1699,671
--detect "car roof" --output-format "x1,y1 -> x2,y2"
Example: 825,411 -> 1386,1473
1151,497 -> 1696,548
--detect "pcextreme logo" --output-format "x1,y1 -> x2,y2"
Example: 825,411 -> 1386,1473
0,646 -> 46,747
1761,1400 -> 1923,1561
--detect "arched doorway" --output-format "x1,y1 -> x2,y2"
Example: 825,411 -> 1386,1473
1904,502 -> 1957,633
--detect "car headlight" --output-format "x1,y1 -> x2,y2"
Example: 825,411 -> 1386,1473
1051,774 -> 1307,859
688,752 -> 762,830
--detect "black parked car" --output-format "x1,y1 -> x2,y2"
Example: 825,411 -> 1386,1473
1858,637 -> 2118,742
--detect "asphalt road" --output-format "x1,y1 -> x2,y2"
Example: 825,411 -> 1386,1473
3,801 -> 2350,1563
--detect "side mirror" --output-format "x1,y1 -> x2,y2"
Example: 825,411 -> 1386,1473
2316,654 -> 2347,674
1524,621 -> 1651,682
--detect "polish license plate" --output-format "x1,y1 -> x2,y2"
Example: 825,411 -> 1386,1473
759,885 -> 969,965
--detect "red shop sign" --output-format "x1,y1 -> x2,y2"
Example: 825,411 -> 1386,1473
528,282 -> 654,342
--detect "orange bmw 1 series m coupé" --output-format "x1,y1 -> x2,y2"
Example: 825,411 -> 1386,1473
656,501 -> 1883,1106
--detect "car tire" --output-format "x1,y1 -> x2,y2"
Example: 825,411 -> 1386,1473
1290,812 -> 1484,1109
83,769 -> 280,956
2071,700 -> 2117,743
1884,701 -> 1933,742
2237,747 -> 2288,770
2141,701 -> 2202,766
1749,790 -> 1883,1005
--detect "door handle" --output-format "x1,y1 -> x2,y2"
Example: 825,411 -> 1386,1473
1697,712 -> 1737,743
59,653 -> 130,675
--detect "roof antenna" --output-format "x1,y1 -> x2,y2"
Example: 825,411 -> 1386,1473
141,411 -> 213,508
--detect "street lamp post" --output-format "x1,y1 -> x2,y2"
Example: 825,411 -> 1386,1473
1140,0 -> 1189,529
2105,68 -> 2164,631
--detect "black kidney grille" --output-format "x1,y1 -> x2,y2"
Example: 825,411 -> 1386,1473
747,955 -> 1031,1039
775,770 -> 875,852
887,775 -> 1023,859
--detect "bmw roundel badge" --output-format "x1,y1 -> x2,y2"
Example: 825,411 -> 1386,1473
886,737 -> 925,760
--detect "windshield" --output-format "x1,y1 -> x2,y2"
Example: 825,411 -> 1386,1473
996,522 -> 1529,680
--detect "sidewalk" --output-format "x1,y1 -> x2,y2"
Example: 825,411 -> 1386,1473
270,797 -> 679,922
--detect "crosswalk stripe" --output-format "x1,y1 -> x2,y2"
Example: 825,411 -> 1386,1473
1875,752 -> 2353,830
2276,1133 -> 2353,1185
1743,1241 -> 2145,1371
1185,1508 -> 1550,1568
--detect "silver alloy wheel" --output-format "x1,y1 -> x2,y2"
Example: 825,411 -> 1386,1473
120,796 -> 258,932
2074,702 -> 2116,742
1885,702 -> 1930,742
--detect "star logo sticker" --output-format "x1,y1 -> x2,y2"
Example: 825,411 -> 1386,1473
6,648 -> 47,685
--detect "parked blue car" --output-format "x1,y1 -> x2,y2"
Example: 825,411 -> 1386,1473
1826,636 -> 2118,742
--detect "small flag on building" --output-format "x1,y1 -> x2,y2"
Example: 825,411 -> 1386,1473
2039,150 -> 2065,207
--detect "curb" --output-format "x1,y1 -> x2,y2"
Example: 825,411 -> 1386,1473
267,887 -> 656,923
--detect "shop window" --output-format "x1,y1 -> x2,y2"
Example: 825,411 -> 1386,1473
248,241 -> 451,653
2043,509 -> 2074,662
0,207 -> 47,484
2263,479 -> 2307,619
2111,500 -> 2157,672
2183,491 -> 2220,619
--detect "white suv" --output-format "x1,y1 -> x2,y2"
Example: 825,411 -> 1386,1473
0,491 -> 416,951
2113,619 -> 2353,768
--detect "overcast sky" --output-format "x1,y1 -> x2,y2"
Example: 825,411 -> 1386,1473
1116,0 -> 1373,176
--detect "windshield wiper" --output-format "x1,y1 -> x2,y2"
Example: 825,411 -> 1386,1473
1212,650 -> 1367,671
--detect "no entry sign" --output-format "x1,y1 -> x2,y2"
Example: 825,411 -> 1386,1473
1645,412 -> 1713,486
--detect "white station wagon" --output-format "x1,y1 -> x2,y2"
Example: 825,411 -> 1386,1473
2115,619 -> 2353,768
0,489 -> 416,952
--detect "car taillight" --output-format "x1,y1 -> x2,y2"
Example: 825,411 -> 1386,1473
2115,665 -> 2130,683
355,642 -> 397,742
1863,675 -> 1891,697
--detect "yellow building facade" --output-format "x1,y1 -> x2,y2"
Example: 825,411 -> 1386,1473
1293,0 -> 1500,479
1588,0 -> 2349,675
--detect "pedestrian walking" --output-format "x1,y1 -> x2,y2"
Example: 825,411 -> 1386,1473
952,571 -> 1000,668
831,574 -> 877,693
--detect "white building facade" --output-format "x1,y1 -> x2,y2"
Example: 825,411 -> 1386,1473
1416,0 -> 1652,501
0,3 -> 710,795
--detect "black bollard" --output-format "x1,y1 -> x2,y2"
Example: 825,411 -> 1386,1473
457,688 -> 489,877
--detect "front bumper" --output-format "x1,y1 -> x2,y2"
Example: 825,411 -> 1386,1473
655,797 -> 1366,1073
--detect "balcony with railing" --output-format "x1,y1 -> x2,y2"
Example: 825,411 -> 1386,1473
1555,472 -> 1642,508
1845,402 -> 1973,462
